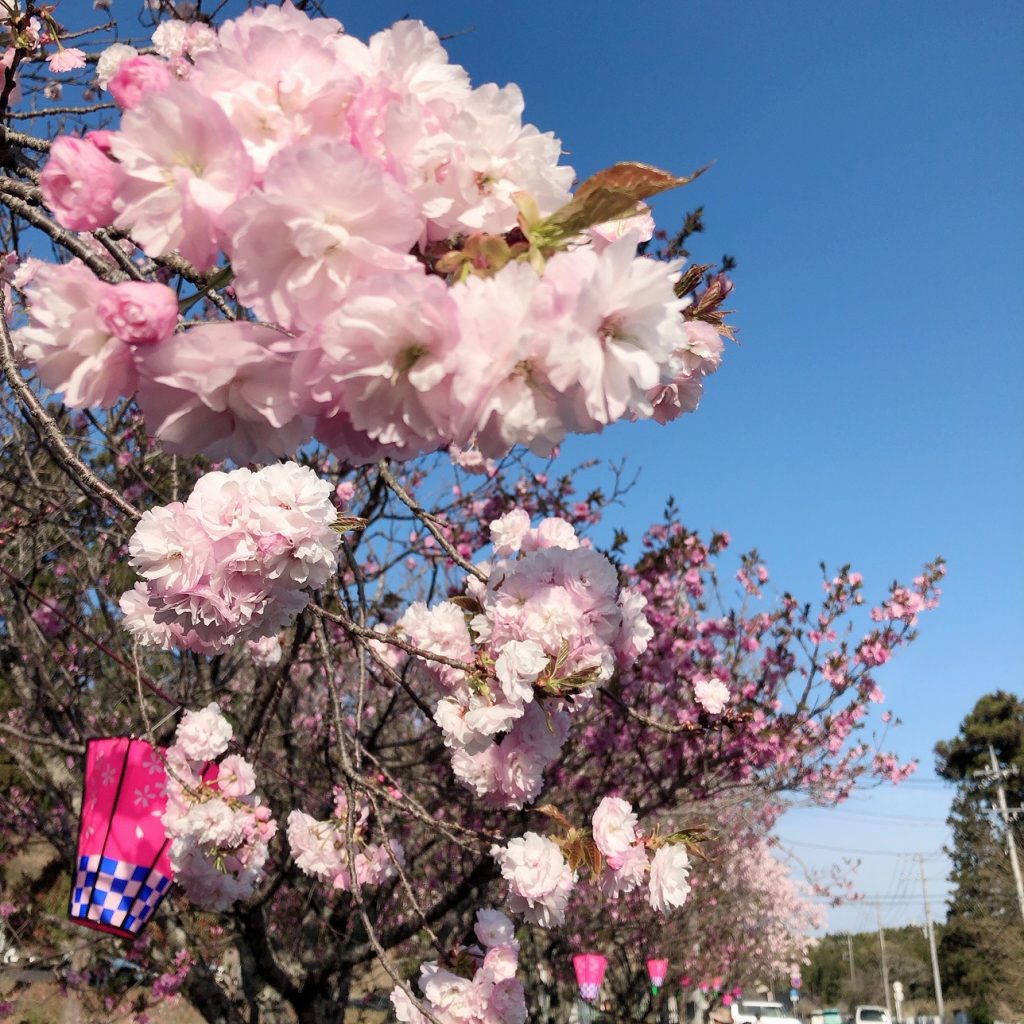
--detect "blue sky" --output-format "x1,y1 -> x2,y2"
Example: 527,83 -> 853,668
72,0 -> 1024,938
331,0 -> 1024,936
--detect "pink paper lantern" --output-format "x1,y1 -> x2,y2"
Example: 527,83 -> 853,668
647,957 -> 669,992
69,737 -> 173,939
573,953 -> 608,1002
723,994 -> 734,1006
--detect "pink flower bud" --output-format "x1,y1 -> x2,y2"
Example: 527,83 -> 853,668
99,282 -> 179,346
108,55 -> 173,110
85,129 -> 116,155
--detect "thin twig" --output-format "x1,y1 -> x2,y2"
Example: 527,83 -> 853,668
377,461 -> 487,583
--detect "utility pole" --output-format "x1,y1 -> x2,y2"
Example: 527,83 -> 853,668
976,744 -> 1024,929
917,855 -> 945,1021
847,932 -> 856,985
875,903 -> 893,1021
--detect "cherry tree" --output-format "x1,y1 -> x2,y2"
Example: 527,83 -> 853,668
0,3 -> 942,1023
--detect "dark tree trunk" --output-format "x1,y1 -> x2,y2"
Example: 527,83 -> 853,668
293,969 -> 352,1024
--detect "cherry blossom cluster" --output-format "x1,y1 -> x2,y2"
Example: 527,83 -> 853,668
16,3 -> 724,465
162,704 -> 277,911
398,511 -> 653,808
286,788 -> 404,893
489,796 -> 692,929
673,826 -> 823,979
120,462 -> 340,655
592,796 -> 693,910
390,908 -> 527,1024
582,519 -> 946,800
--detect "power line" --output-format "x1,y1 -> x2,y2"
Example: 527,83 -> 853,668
786,807 -> 947,824
773,837 -> 946,857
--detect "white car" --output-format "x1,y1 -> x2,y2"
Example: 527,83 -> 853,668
855,1008 -> 891,1024
731,1002 -> 801,1024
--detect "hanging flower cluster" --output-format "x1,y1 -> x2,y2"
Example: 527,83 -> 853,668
120,462 -> 340,654
286,788 -> 405,892
16,3 -> 724,466
390,908 -> 527,1024
397,511 -> 654,808
162,704 -> 277,910
490,796 -> 692,928
490,833 -> 577,928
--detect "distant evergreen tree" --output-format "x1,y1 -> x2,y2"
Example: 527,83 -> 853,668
935,691 -> 1024,1021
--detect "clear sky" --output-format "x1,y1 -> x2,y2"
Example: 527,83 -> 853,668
327,0 -> 1024,938
77,0 -> 1024,940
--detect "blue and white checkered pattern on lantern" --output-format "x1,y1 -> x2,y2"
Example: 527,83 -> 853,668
70,855 -> 171,934
580,983 -> 601,1001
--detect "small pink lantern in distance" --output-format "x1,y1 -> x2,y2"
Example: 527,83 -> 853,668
69,737 -> 173,938
647,957 -> 669,994
573,953 -> 608,1003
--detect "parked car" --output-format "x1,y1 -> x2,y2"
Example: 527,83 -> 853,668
855,1006 -> 891,1024
811,1008 -> 844,1024
731,1001 -> 801,1024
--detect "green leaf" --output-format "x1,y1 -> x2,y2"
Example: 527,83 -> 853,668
178,266 -> 234,315
533,161 -> 711,247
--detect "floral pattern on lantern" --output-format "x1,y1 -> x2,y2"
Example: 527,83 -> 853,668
647,957 -> 669,992
573,953 -> 608,1002
69,737 -> 172,938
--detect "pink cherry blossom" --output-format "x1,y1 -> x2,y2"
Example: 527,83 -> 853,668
39,135 -> 125,231
176,702 -> 233,761
162,704 -> 277,910
47,48 -> 86,73
694,677 -> 731,715
223,139 -> 422,330
474,907 -> 517,950
490,509 -> 531,557
248,635 -> 283,667
108,55 -> 174,110
292,270 -> 462,458
111,84 -> 254,270
541,236 -> 690,428
592,796 -> 639,865
98,281 -> 179,347
11,261 -> 135,409
648,843 -> 692,914
191,17 -> 365,176
135,322 -> 311,463
121,463 -> 340,655
151,20 -> 217,60
490,832 -> 576,928
416,81 -> 573,236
